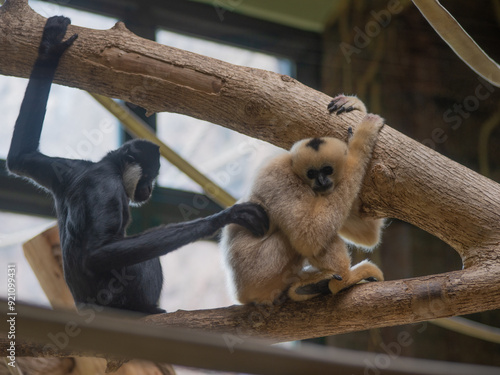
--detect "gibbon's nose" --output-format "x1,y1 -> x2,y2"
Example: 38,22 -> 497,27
317,174 -> 329,186
316,174 -> 333,191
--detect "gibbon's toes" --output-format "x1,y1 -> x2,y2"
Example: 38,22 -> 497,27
327,95 -> 367,115
336,106 -> 347,115
327,98 -> 341,113
328,277 -> 346,295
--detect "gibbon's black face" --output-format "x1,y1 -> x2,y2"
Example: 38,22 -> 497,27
134,174 -> 155,203
121,140 -> 161,203
307,165 -> 334,193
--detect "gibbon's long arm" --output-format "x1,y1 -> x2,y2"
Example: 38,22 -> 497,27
331,114 -> 385,218
86,202 -> 269,272
6,17 -> 78,190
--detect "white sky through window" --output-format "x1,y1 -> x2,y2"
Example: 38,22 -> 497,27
156,29 -> 291,198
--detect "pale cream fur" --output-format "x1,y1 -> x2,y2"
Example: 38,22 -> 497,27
123,163 -> 142,201
220,95 -> 385,304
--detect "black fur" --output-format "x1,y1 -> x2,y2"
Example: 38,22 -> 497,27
294,279 -> 330,295
306,137 -> 325,151
7,16 -> 269,314
327,98 -> 356,115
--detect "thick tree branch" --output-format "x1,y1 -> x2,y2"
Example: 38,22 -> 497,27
1,0 -> 500,349
144,266 -> 500,341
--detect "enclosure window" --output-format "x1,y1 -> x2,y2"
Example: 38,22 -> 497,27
156,29 -> 293,198
0,1 -> 120,161
0,211 -> 53,306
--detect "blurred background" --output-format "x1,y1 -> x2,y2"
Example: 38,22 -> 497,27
0,0 -> 499,374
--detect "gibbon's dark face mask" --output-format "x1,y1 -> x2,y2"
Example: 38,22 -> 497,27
307,165 -> 334,193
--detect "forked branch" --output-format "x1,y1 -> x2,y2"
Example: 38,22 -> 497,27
0,0 -> 499,345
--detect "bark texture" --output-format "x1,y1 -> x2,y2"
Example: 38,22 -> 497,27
0,0 -> 499,346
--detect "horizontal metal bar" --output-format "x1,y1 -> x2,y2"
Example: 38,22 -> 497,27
2,301 -> 499,375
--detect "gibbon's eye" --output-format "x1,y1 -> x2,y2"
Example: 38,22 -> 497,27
307,169 -> 318,179
321,166 -> 333,175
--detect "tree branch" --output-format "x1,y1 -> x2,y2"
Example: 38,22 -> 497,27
143,266 -> 500,341
1,0 -> 499,347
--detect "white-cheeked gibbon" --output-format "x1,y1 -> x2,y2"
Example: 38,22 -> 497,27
220,95 -> 385,304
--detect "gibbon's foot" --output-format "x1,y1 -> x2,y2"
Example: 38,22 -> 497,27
288,271 -> 343,301
329,260 -> 384,294
355,276 -> 380,285
293,278 -> 331,296
291,273 -> 343,299
327,95 -> 367,115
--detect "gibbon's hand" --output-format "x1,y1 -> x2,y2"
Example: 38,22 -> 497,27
228,203 -> 270,237
327,94 -> 367,115
363,113 -> 386,132
39,16 -> 78,60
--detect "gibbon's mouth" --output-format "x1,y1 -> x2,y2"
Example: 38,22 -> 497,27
314,182 -> 333,193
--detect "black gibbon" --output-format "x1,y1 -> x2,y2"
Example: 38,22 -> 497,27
221,95 -> 384,304
6,16 -> 269,314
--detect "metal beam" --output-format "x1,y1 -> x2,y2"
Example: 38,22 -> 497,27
2,301 -> 500,375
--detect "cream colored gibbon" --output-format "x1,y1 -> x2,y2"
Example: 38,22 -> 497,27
220,95 -> 385,304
